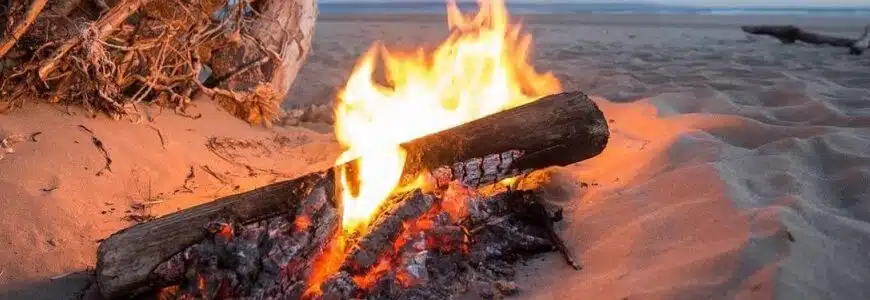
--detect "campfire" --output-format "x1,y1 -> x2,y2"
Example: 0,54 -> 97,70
94,0 -> 610,299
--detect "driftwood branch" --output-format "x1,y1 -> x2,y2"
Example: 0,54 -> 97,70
0,0 -> 48,59
742,24 -> 870,55
94,90 -> 610,298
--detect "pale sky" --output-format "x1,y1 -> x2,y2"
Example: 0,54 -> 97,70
320,0 -> 870,7
650,0 -> 869,6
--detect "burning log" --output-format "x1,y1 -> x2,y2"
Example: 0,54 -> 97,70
318,185 -> 563,300
742,24 -> 870,55
343,190 -> 436,273
95,90 -> 608,298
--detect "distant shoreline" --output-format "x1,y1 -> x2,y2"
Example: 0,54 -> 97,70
317,13 -> 870,31
317,2 -> 870,17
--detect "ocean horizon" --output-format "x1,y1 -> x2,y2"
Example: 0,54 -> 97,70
318,2 -> 870,16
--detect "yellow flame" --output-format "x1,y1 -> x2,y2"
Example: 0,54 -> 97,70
334,0 -> 562,232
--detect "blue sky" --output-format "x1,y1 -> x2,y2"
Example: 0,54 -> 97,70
318,0 -> 870,7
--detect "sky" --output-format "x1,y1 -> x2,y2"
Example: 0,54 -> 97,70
318,0 -> 870,7
652,0 -> 869,6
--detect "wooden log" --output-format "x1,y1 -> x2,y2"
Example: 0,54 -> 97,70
205,0 -> 317,124
95,90 -> 609,298
741,24 -> 870,55
147,174 -> 340,299
96,171 -> 333,299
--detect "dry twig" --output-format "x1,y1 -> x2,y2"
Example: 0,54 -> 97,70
146,124 -> 166,149
78,125 -> 112,176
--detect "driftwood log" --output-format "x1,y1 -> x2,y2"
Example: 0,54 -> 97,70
742,24 -> 870,55
95,90 -> 610,298
205,0 -> 319,124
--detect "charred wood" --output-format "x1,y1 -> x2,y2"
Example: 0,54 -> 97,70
343,190 -> 435,273
96,170 -> 334,298
398,91 -> 608,186
133,173 -> 338,300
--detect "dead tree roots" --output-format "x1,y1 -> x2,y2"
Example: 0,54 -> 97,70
0,0 -> 316,125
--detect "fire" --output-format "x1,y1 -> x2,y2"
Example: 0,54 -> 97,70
334,0 -> 561,232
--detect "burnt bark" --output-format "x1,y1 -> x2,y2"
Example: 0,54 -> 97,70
343,191 -> 436,273
742,24 -> 870,55
95,90 -> 609,298
96,171 -> 333,298
144,175 -> 340,299
399,91 -> 609,187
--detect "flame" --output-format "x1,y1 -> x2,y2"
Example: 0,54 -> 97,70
334,0 -> 561,232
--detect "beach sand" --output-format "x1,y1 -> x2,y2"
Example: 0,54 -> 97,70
3,12 -> 870,299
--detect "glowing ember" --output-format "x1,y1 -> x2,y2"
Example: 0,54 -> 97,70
334,0 -> 562,232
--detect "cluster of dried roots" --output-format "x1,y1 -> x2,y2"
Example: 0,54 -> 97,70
0,0 -> 306,125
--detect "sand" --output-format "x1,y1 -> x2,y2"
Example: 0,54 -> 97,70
0,102 -> 341,299
3,12 -> 870,299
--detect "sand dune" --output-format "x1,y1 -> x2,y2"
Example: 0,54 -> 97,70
2,13 -> 869,299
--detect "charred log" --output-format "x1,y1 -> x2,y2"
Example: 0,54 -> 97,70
138,175 -> 339,299
742,24 -> 870,55
343,191 -> 436,273
97,170 -> 334,298
95,90 -> 608,298
316,187 -> 566,300
399,91 -> 608,186
118,183 -> 575,300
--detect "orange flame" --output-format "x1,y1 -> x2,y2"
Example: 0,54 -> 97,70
334,0 -> 561,232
